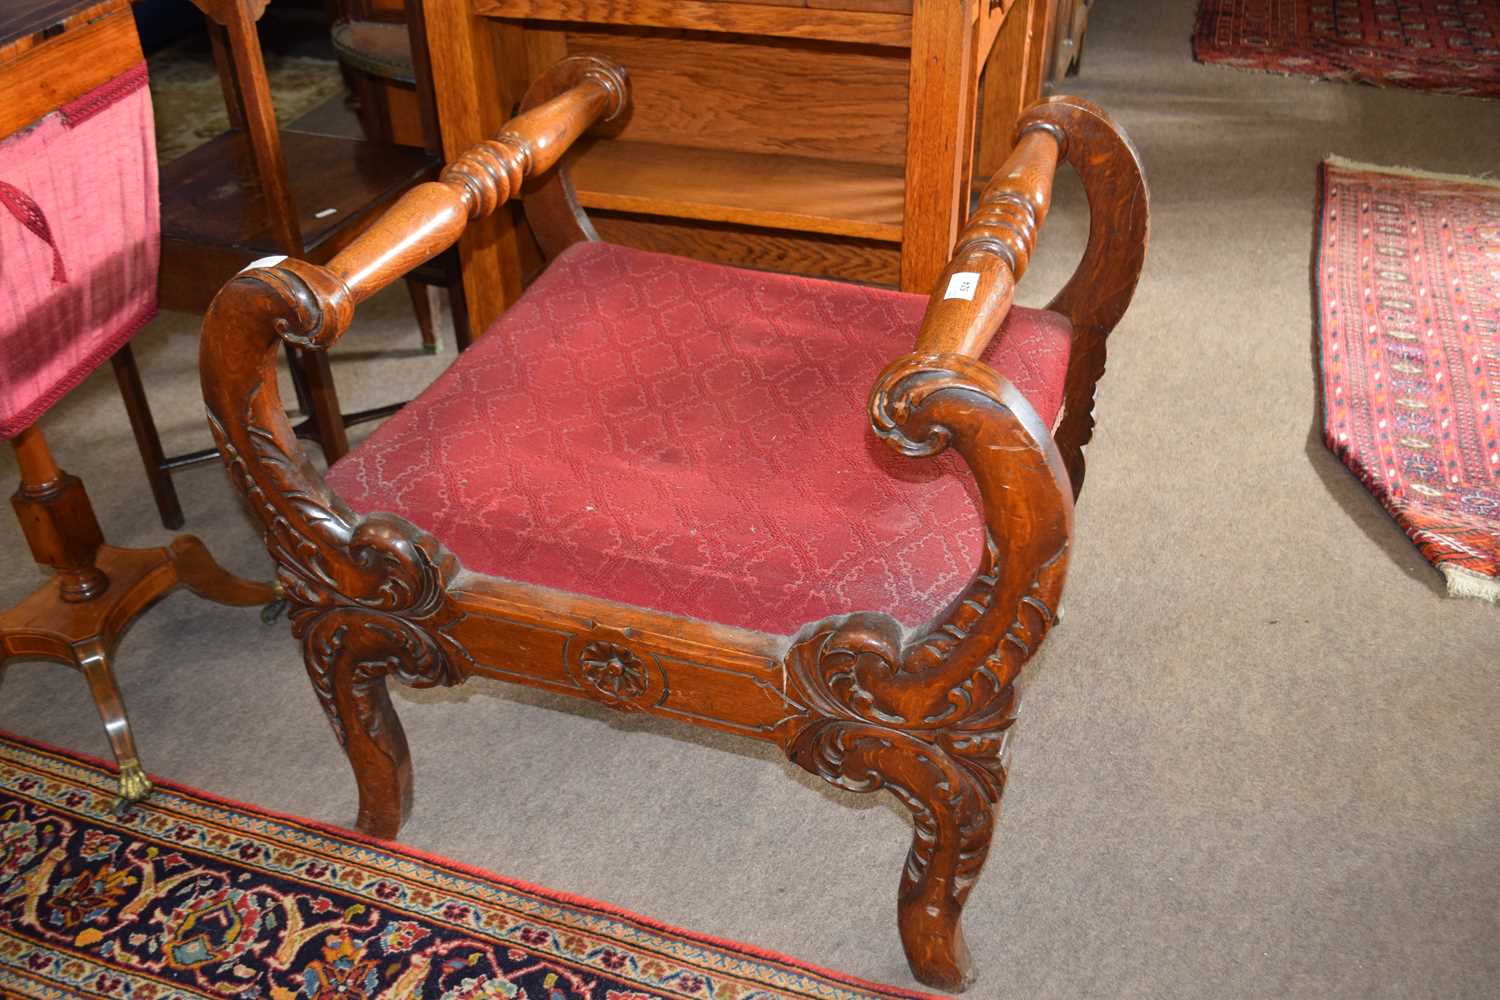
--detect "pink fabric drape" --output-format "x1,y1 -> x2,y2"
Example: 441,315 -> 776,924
0,61 -> 159,439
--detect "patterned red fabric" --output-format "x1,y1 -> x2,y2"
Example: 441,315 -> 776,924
1194,0 -> 1500,98
1318,159 -> 1500,593
329,242 -> 1073,634
0,61 -> 158,439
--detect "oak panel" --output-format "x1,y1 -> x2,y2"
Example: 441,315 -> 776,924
562,27 -> 911,164
590,213 -> 902,285
477,0 -> 913,47
572,138 -> 904,239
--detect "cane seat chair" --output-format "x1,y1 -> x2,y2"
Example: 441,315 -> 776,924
200,56 -> 1148,991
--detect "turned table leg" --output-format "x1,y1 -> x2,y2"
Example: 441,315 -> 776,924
77,637 -> 154,809
2,422 -> 276,806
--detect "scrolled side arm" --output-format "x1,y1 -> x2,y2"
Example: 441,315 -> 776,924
196,58 -> 632,775
783,349 -> 1073,991
908,95 -> 1148,495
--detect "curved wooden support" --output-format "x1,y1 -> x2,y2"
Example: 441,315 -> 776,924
1026,97 -> 1149,496
784,352 -> 1072,991
517,57 -> 632,258
301,607 -> 459,837
77,639 -> 154,809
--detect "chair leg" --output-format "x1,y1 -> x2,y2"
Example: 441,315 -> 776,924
77,638 -> 154,810
301,610 -> 417,838
110,346 -> 185,530
404,278 -> 440,354
284,343 -> 314,417
291,347 -> 350,463
442,248 -> 473,351
790,720 -> 998,991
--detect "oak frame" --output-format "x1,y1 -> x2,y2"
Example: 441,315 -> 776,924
199,55 -> 1147,992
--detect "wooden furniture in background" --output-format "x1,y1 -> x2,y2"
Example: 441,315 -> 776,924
332,0 -> 431,147
200,54 -> 1147,990
0,0 -> 276,809
1047,0 -> 1093,80
419,0 -> 1054,336
119,0 -> 472,530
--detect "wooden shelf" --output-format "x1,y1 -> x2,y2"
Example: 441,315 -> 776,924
570,139 -> 905,242
474,0 -> 914,48
159,128 -> 439,257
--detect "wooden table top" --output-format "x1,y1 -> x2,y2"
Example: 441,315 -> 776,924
0,0 -> 139,140
1,0 -> 126,60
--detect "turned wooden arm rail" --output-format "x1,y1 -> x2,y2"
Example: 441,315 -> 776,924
913,124 -> 1061,360
897,95 -> 1149,496
259,57 -> 630,352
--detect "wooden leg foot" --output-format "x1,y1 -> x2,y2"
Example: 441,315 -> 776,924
77,639 -> 154,809
791,721 -> 997,992
302,612 -> 419,839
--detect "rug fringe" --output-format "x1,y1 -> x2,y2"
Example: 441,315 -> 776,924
1323,155 -> 1500,188
1441,565 -> 1500,604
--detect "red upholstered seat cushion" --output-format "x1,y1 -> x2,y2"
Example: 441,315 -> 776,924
327,242 -> 1071,635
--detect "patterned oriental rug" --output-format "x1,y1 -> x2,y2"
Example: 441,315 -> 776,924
1194,0 -> 1500,99
1317,158 -> 1500,602
0,734 -> 937,1000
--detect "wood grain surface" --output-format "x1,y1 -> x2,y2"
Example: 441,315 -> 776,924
477,0 -> 913,47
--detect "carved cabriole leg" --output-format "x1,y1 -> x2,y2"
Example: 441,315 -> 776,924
788,715 -> 1007,991
299,611 -> 429,838
783,353 -> 1072,991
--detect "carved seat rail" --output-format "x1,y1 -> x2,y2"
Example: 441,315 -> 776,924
200,55 -> 1147,993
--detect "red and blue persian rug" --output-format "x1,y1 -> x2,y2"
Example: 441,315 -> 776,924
1194,0 -> 1500,98
1317,157 -> 1500,601
0,733 -> 936,999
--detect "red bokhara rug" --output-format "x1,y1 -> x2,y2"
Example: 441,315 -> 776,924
1317,158 -> 1500,601
0,733 -> 937,1000
1194,0 -> 1500,98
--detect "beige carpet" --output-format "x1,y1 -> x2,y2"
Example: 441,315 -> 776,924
3,1 -> 1498,996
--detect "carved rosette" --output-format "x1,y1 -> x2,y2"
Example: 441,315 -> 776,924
564,629 -> 665,711
783,351 -> 1071,988
579,641 -> 649,701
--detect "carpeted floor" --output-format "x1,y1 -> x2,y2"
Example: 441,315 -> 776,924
2,2 -> 1498,997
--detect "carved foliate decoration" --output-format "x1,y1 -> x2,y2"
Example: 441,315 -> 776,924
204,272 -> 470,752
783,351 -> 1071,986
